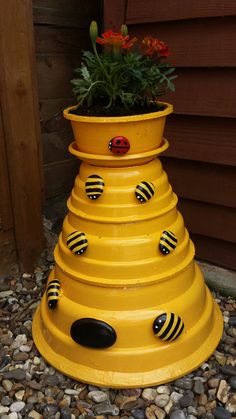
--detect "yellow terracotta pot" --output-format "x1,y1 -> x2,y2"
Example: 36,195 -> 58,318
63,102 -> 173,155
33,102 -> 223,388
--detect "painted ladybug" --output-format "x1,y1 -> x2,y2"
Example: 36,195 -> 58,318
108,136 -> 130,155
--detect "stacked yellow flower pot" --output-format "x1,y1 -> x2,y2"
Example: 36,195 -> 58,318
33,103 -> 223,388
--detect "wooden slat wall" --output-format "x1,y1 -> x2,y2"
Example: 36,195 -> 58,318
33,0 -> 102,198
104,1 -> 236,270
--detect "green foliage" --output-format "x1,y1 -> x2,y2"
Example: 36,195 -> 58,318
71,25 -> 177,112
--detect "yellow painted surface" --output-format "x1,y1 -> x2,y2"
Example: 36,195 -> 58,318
33,103 -> 223,387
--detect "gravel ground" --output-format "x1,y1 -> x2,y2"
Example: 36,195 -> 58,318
0,218 -> 236,419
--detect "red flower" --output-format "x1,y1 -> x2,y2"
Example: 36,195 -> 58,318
142,36 -> 169,57
96,29 -> 137,49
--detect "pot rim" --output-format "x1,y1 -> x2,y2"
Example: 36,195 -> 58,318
63,102 -> 173,124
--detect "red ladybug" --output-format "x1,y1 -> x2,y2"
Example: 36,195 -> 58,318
108,136 -> 130,155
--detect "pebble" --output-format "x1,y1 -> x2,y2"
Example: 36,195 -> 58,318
179,394 -> 194,408
131,409 -> 145,419
221,365 -> 236,376
60,407 -> 72,419
2,379 -> 13,391
216,379 -> 229,403
193,379 -> 205,394
170,410 -> 187,419
88,390 -> 107,403
229,376 -> 236,389
94,402 -> 119,416
10,401 -> 26,412
213,406 -> 232,419
174,378 -> 193,390
156,385 -> 171,395
207,377 -> 220,388
142,388 -> 157,401
4,368 -> 26,381
8,413 -> 18,419
154,393 -> 169,408
0,406 -> 10,414
0,290 -> 14,298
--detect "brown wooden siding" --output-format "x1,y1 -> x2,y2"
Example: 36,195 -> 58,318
33,0 -> 102,198
104,1 -> 236,270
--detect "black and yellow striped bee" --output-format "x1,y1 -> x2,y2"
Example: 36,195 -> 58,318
159,230 -> 177,255
85,175 -> 104,200
67,231 -> 88,255
135,181 -> 155,203
47,279 -> 61,309
153,312 -> 184,342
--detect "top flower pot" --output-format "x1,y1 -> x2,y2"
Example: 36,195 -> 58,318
63,102 -> 173,156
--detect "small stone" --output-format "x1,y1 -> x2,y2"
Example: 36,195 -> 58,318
226,394 -> 236,414
15,389 -> 25,400
13,351 -> 29,361
170,410 -> 187,419
207,377 -> 220,388
174,378 -> 193,390
33,356 -> 41,365
155,394 -> 169,408
11,334 -> 27,349
115,395 -> 138,410
153,406 -> 166,419
28,411 -> 43,419
221,365 -> 236,376
229,317 -> 236,326
145,406 -> 156,419
2,379 -> 13,391
8,413 -> 18,419
64,388 -> 79,395
213,406 -> 231,419
193,379 -> 205,394
0,406 -> 10,414
179,394 -> 194,408
156,386 -> 171,395
43,403 -> 59,416
164,398 -> 173,415
142,388 -> 157,402
27,380 -> 42,390
217,379 -> 229,403
88,390 -> 108,403
10,401 -> 26,412
0,290 -> 14,298
198,393 -> 208,406
4,368 -> 26,381
170,392 -> 183,404
196,406 -> 206,416
1,396 -> 13,406
44,374 -> 60,386
94,402 -> 119,416
229,376 -> 236,389
186,416 -> 197,419
214,351 -> 227,366
0,354 -> 11,370
60,407 -> 72,419
19,343 -> 32,352
131,409 -> 145,419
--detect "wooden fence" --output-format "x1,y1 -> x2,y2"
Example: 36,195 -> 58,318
104,0 -> 236,270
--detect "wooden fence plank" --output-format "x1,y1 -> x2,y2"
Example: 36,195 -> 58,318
178,199 -> 236,243
162,158 -> 236,208
33,1 -> 101,28
34,27 -> 91,55
103,0 -> 127,30
164,115 -> 236,166
129,18 -> 236,67
126,0 -> 236,24
36,55 -> 81,99
193,234 -> 236,271
0,107 -> 13,231
44,158 -> 79,198
0,0 -> 44,272
164,68 -> 236,118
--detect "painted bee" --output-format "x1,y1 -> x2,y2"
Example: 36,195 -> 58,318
153,312 -> 184,342
47,279 -> 60,309
85,175 -> 104,200
67,231 -> 88,255
135,181 -> 155,203
159,230 -> 177,255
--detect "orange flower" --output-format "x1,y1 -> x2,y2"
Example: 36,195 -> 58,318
142,36 -> 169,57
96,29 -> 137,49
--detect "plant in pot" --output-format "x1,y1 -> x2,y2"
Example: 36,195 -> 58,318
63,21 -> 177,158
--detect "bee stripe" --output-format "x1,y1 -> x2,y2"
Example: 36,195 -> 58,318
86,187 -> 104,194
172,322 -> 184,341
165,315 -> 181,341
47,291 -> 59,298
154,312 -> 170,337
142,181 -> 155,194
67,232 -> 84,244
69,240 -> 88,252
160,237 -> 176,250
136,182 -> 155,202
158,313 -> 174,339
47,284 -> 60,291
164,230 -> 177,242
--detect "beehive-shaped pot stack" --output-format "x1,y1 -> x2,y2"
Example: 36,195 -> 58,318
33,104 -> 223,388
